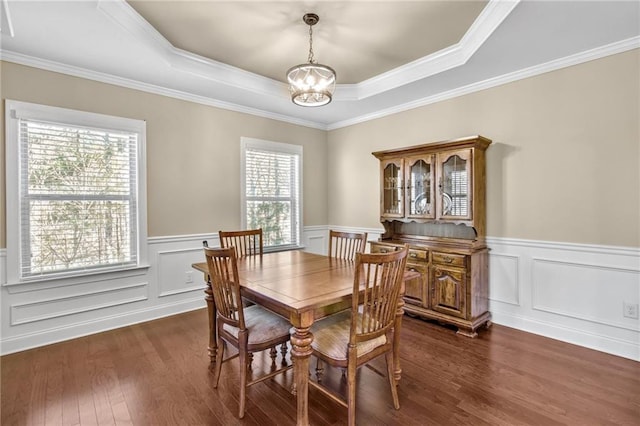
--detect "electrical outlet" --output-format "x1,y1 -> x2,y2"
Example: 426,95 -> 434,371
185,271 -> 193,283
623,302 -> 639,319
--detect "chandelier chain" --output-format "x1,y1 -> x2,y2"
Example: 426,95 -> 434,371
307,24 -> 315,63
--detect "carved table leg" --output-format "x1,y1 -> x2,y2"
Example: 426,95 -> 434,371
290,311 -> 314,426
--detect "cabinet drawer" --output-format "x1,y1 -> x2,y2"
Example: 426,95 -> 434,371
432,252 -> 466,268
369,243 -> 398,254
407,248 -> 428,263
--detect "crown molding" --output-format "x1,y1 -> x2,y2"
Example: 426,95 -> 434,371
0,50 -> 328,130
3,34 -> 636,132
2,31 -> 636,132
327,36 -> 640,130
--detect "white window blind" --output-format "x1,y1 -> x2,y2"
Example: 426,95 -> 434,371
241,138 -> 302,250
450,170 -> 468,216
6,100 -> 148,283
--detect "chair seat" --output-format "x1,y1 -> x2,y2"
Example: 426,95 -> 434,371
310,311 -> 387,361
223,305 -> 291,345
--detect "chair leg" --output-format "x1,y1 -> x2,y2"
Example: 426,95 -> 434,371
385,351 -> 400,410
239,348 -> 248,419
213,339 -> 225,388
347,365 -> 357,426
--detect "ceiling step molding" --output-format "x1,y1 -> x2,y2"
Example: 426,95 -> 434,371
344,0 -> 520,101
1,35 -> 636,132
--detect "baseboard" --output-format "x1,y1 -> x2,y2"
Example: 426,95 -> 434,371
492,310 -> 639,361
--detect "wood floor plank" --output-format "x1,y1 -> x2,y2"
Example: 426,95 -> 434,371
43,343 -> 64,426
2,309 -> 639,426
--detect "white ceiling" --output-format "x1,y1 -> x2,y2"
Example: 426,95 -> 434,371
1,1 -> 639,130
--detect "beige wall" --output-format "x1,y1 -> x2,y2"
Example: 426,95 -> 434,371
1,50 -> 639,249
327,49 -> 640,248
0,62 -> 328,246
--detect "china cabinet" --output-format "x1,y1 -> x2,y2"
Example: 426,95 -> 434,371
371,135 -> 491,337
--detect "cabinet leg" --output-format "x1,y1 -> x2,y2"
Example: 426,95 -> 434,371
456,328 -> 478,338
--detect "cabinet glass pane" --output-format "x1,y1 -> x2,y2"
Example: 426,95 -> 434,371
408,160 -> 431,215
383,163 -> 403,215
442,155 -> 468,216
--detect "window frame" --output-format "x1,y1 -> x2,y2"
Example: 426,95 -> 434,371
5,100 -> 149,285
240,137 -> 303,252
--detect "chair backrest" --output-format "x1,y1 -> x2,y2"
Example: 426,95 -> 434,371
219,228 -> 263,258
204,246 -> 245,330
351,244 -> 409,345
328,230 -> 368,260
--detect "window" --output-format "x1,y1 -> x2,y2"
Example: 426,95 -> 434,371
241,137 -> 302,251
5,100 -> 148,283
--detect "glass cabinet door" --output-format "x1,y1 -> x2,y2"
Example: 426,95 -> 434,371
406,156 -> 434,218
381,159 -> 404,217
438,150 -> 472,220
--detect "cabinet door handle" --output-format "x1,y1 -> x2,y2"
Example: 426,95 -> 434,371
410,252 -> 418,258
443,256 -> 453,263
380,248 -> 389,253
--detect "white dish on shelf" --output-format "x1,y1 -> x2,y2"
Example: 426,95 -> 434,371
414,192 -> 430,214
442,192 -> 452,215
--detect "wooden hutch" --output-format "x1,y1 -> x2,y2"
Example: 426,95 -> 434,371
371,135 -> 492,337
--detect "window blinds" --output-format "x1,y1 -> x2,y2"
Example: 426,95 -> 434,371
244,147 -> 300,248
19,119 -> 139,278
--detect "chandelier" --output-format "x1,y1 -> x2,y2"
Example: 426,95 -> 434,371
286,13 -> 336,107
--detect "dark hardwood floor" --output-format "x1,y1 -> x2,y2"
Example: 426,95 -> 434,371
2,308 -> 638,425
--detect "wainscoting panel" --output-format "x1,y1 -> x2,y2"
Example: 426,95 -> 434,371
302,226 -> 327,255
156,248 -> 207,297
488,252 -> 520,306
532,257 -> 640,331
2,232 -> 638,362
10,282 -> 148,326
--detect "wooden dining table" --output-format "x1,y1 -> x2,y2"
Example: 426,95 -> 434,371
192,249 -> 415,426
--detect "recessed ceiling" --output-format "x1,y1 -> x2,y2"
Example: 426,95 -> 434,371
0,1 -> 638,129
126,0 -> 488,84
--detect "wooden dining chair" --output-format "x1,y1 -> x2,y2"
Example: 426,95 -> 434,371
309,244 -> 409,426
219,228 -> 263,258
328,230 -> 368,260
203,246 -> 292,419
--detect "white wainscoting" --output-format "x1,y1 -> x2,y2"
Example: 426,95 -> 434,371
1,230 -> 638,361
487,237 -> 640,361
0,234 -> 218,355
